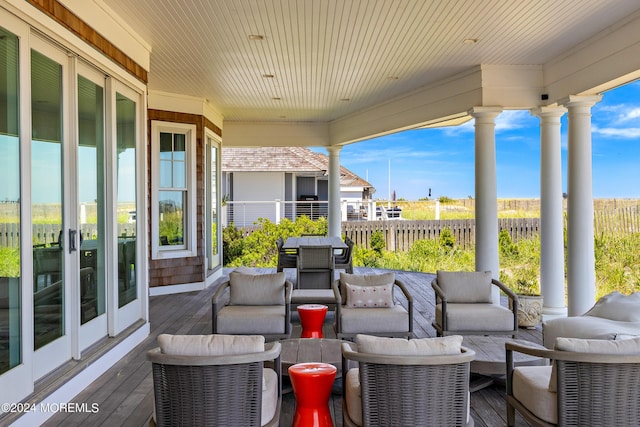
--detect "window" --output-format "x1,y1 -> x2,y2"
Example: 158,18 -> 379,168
151,121 -> 197,259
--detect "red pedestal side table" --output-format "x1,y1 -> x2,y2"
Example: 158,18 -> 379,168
289,362 -> 337,427
297,304 -> 328,338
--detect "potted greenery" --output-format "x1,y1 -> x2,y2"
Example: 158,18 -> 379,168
502,267 -> 543,329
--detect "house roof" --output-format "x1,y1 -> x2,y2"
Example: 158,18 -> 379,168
222,147 -> 374,190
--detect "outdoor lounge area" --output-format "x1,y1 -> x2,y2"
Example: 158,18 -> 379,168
41,267 -> 543,427
5,2 -> 640,422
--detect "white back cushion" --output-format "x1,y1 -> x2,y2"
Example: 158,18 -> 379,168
158,333 -> 265,356
356,334 -> 463,356
436,270 -> 493,303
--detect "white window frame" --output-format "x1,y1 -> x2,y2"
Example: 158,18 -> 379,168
151,121 -> 197,259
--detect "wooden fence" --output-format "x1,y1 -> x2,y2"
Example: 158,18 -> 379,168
239,206 -> 640,251
342,218 -> 540,250
2,206 -> 638,251
0,223 -> 137,248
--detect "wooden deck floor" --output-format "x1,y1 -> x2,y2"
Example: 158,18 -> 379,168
43,267 -> 540,427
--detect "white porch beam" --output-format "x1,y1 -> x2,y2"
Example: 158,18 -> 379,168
561,95 -> 602,316
222,121 -> 330,147
470,107 -> 502,304
532,106 -> 567,318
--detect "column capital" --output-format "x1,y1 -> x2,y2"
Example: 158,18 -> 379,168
468,106 -> 503,120
326,145 -> 343,155
530,106 -> 567,119
558,94 -> 602,109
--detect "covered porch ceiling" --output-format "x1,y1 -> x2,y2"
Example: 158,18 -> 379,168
93,0 -> 640,145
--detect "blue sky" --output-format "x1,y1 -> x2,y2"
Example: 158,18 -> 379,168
316,81 -> 640,201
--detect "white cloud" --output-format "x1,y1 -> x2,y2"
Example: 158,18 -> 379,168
495,110 -> 532,131
619,108 -> 640,122
593,126 -> 640,138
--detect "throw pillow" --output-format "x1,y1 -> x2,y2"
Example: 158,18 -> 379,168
158,333 -> 265,356
584,292 -> 640,322
229,271 -> 286,305
436,270 -> 493,303
345,282 -> 394,308
339,272 -> 395,300
356,334 -> 463,356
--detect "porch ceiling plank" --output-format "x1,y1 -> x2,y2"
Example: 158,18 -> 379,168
66,0 -> 640,133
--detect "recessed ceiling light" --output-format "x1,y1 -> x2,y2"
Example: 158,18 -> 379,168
463,38 -> 478,45
248,34 -> 265,40
263,74 -> 275,78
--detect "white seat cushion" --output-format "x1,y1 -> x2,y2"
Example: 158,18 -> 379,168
291,289 -> 336,305
261,368 -> 278,426
345,368 -> 362,426
340,305 -> 409,334
512,365 -> 557,425
436,303 -> 514,331
216,305 -> 286,334
542,316 -> 640,348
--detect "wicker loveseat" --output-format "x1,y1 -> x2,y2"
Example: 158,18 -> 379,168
542,292 -> 640,348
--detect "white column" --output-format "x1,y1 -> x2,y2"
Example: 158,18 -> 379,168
470,107 -> 502,304
326,146 -> 343,238
560,95 -> 602,316
532,106 -> 567,318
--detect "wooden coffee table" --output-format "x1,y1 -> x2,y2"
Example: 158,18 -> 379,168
463,335 -> 547,392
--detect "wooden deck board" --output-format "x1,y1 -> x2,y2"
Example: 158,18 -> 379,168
43,267 -> 540,427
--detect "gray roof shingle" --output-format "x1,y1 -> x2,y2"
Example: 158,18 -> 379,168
222,146 -> 373,189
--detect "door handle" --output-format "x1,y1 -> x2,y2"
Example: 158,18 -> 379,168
69,229 -> 77,253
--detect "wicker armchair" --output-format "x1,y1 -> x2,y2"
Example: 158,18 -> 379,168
148,336 -> 282,427
432,270 -> 518,337
333,272 -> 413,339
506,339 -> 640,427
212,270 -> 292,341
341,339 -> 475,426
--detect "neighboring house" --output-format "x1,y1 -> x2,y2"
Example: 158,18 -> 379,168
222,147 -> 375,225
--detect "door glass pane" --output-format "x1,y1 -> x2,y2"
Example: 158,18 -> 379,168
78,75 -> 105,324
31,49 -> 64,349
211,144 -> 218,258
0,27 -> 21,374
116,93 -> 137,308
207,139 -> 219,270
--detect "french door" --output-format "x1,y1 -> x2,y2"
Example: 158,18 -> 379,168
30,38 -> 143,378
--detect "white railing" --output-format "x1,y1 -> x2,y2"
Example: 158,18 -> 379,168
222,200 -> 377,227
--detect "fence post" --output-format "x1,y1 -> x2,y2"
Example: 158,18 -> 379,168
275,200 -> 281,224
